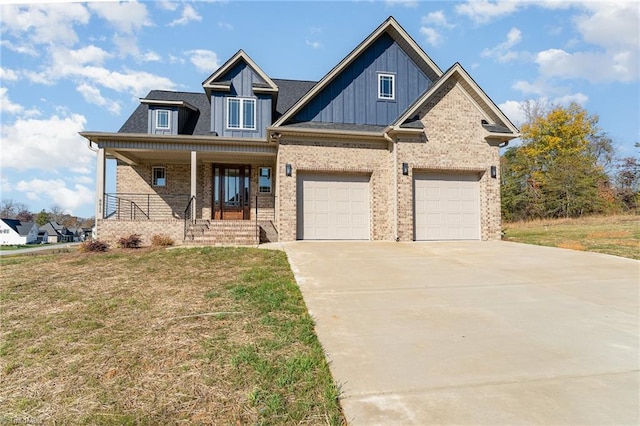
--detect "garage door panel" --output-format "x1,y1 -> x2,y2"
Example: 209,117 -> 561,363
415,173 -> 480,241
298,174 -> 370,240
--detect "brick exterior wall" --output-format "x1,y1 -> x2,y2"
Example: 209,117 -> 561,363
96,218 -> 184,247
276,80 -> 502,242
396,81 -> 502,240
276,137 -> 393,241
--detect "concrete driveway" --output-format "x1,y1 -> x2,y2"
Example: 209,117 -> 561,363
283,241 -> 639,425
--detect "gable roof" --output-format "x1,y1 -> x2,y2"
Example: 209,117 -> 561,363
202,50 -> 279,95
1,218 -> 35,236
394,62 -> 520,138
273,16 -> 442,128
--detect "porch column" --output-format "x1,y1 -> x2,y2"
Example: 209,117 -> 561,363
190,151 -> 197,219
95,148 -> 105,222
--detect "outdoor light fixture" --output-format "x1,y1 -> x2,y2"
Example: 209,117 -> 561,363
285,163 -> 292,177
402,162 -> 409,175
490,166 -> 497,179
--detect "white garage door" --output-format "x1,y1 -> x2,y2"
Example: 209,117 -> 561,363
297,174 -> 370,240
414,173 -> 480,240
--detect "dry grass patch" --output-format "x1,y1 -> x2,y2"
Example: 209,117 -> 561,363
503,214 -> 640,260
0,247 -> 344,425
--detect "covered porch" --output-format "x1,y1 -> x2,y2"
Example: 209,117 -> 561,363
82,132 -> 279,246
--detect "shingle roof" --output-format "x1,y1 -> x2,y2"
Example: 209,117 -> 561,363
482,123 -> 512,134
119,91 -> 211,135
272,79 -> 317,119
1,218 -> 34,236
281,121 -> 387,133
119,80 -> 316,135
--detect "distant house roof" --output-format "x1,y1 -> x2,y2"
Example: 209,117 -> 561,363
1,218 -> 35,236
39,222 -> 62,237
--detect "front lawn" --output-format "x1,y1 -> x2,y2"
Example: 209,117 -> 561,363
0,247 -> 344,425
503,214 -> 640,260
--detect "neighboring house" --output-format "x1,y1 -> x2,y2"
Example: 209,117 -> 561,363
39,221 -> 75,243
81,17 -> 519,246
0,219 -> 39,245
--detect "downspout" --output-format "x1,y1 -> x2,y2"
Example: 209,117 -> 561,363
87,139 -> 99,152
383,127 -> 399,242
498,141 -> 509,148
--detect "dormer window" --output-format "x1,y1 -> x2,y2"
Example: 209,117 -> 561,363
378,73 -> 395,100
227,98 -> 256,130
156,110 -> 170,129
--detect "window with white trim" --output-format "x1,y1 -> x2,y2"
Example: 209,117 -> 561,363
259,167 -> 272,193
378,73 -> 395,100
156,109 -> 170,129
153,167 -> 166,187
227,98 -> 256,130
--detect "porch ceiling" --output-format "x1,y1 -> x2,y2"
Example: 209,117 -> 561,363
106,148 -> 275,165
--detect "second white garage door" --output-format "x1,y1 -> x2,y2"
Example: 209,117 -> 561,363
297,174 -> 370,240
414,172 -> 480,240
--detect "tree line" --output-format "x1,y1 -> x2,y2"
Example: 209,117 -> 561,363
0,200 -> 94,229
501,101 -> 639,222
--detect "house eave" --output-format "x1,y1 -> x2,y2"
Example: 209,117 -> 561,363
139,99 -> 199,112
80,132 -> 276,147
267,126 -> 387,141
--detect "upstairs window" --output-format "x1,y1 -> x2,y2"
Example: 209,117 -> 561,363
227,98 -> 256,130
378,73 -> 395,100
153,167 -> 166,187
156,109 -> 170,129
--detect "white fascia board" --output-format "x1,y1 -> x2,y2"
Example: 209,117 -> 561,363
140,99 -> 198,112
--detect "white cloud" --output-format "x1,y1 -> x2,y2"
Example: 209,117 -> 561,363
422,10 -> 454,29
0,3 -> 90,46
0,87 -> 24,115
157,0 -> 179,11
420,27 -> 443,47
218,21 -> 234,30
169,4 -> 202,27
1,39 -> 38,56
112,34 -> 141,58
88,1 -> 151,34
22,44 -> 176,97
186,50 -> 220,74
498,100 -> 526,126
385,0 -> 418,7
1,67 -> 20,82
306,40 -> 322,49
553,92 -> 588,106
76,83 -> 121,115
15,179 -> 94,216
536,48 -> 638,83
456,0 -> 519,24
481,27 -> 523,62
1,113 -> 92,174
141,51 -> 162,62
575,2 -> 639,50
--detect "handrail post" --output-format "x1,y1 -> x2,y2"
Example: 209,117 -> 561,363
255,194 -> 258,245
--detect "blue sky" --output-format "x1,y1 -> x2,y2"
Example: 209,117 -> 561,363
1,0 -> 638,218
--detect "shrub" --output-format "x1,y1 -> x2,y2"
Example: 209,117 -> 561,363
79,239 -> 109,253
117,234 -> 142,249
151,234 -> 174,247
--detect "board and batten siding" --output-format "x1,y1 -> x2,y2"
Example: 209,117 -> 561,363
210,61 -> 271,139
293,33 -> 432,126
148,107 -> 178,135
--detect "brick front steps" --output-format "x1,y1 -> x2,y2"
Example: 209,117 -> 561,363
184,220 -> 264,246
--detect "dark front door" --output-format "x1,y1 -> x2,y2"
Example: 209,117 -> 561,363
213,164 -> 251,220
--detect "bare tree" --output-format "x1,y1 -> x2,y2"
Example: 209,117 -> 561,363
0,199 -> 30,219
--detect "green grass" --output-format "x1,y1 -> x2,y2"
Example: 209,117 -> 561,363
503,214 -> 640,260
0,247 -> 344,425
0,244 -> 32,250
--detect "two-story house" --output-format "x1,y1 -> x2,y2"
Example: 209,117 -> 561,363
81,17 -> 519,246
